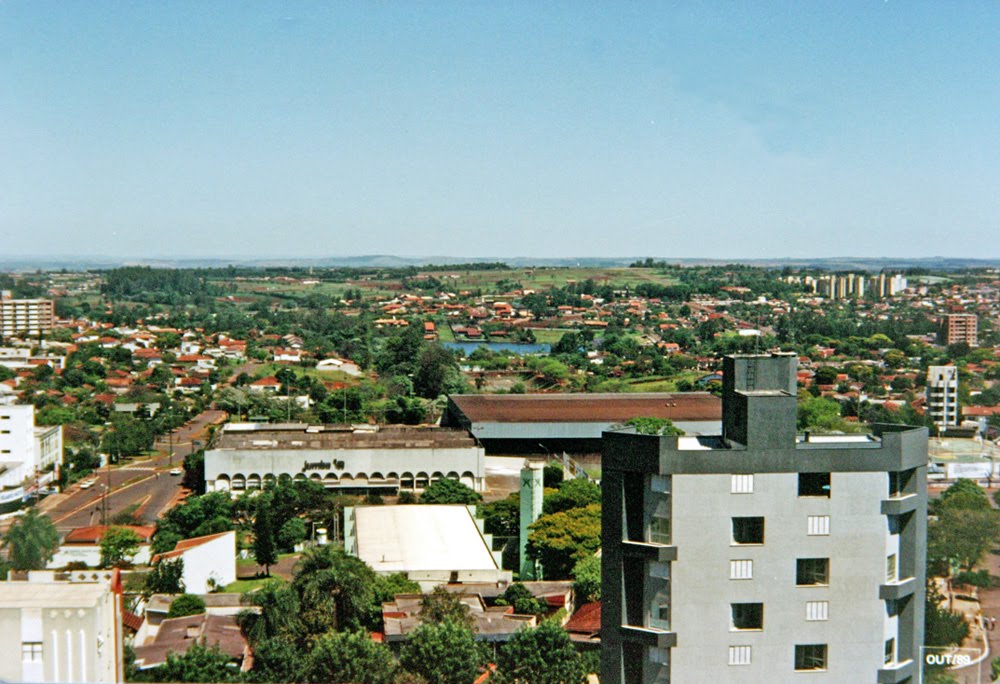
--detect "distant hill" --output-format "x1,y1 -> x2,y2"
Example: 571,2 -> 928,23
1,254 -> 998,272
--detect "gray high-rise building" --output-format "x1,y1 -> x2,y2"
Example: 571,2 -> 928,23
601,352 -> 927,684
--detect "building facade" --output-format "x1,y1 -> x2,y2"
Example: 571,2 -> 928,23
926,365 -> 959,429
0,405 -> 63,512
601,353 -> 927,684
0,293 -> 56,338
945,314 -> 978,348
205,423 -> 486,495
0,570 -> 124,683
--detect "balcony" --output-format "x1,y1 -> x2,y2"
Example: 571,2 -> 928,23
879,577 -> 917,600
877,659 -> 915,683
622,540 -> 677,562
620,625 -> 677,649
881,493 -> 919,515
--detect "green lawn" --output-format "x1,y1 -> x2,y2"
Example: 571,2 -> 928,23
530,328 -> 575,344
625,371 -> 705,393
223,577 -> 273,594
252,363 -> 362,385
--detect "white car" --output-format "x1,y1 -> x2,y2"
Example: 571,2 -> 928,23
169,468 -> 182,476
79,479 -> 96,489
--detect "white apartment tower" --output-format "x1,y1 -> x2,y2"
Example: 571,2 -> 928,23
926,366 -> 959,429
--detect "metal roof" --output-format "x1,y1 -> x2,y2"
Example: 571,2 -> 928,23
448,392 -> 721,423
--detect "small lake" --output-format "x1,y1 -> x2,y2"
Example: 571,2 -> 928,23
443,341 -> 551,355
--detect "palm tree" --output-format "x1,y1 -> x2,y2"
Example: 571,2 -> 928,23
2,508 -> 60,571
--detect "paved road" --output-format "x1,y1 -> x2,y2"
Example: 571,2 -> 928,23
21,409 -> 227,536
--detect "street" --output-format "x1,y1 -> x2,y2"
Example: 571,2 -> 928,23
7,409 -> 227,536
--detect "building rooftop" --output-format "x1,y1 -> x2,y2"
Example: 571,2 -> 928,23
213,424 -> 478,451
133,613 -> 248,669
383,592 -> 536,642
447,392 -> 721,423
0,580 -> 109,608
353,505 -> 498,573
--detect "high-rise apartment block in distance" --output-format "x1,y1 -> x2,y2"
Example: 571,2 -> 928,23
945,313 -> 978,348
788,273 -> 907,300
926,366 -> 960,429
0,291 -> 55,338
601,353 -> 927,684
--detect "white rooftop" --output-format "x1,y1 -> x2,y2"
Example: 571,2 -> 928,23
0,581 -> 108,608
354,505 -> 498,573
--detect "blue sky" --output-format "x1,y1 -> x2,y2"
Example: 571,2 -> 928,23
2,2 -> 997,259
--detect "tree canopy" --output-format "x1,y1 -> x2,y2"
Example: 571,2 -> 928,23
100,526 -> 142,568
2,509 -> 60,571
527,503 -> 602,580
400,619 -> 482,684
420,478 -> 483,505
494,622 -> 586,684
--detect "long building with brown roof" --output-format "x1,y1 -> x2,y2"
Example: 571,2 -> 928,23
442,393 -> 722,453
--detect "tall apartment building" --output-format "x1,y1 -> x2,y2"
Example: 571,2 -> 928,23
0,570 -> 124,683
0,291 -> 56,338
945,313 -> 978,348
926,365 -> 959,429
601,352 -> 927,684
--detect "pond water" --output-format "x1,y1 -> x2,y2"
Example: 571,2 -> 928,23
443,341 -> 551,355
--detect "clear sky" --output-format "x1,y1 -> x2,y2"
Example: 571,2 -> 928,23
2,2 -> 998,260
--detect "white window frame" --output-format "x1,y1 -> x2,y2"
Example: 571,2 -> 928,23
730,559 -> 753,580
731,474 -> 753,494
807,515 -> 830,536
805,601 -> 829,621
729,645 -> 752,666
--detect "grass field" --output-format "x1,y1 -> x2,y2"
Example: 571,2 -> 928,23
252,363 -> 362,385
223,577 -> 272,594
625,371 -> 705,392
420,267 -> 678,292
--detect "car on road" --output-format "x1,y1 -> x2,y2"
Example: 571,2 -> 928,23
79,479 -> 97,489
169,468 -> 182,476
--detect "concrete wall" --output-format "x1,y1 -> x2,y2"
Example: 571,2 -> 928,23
180,531 -> 236,594
670,471 -> 894,682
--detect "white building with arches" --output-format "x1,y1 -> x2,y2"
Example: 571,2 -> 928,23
204,423 -> 485,496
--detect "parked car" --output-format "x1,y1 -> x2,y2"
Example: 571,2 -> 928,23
79,479 -> 96,489
169,468 -> 182,476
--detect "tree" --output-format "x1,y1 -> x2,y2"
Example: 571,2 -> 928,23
495,583 -> 545,616
253,492 -> 279,576
420,478 -> 482,505
100,526 -> 142,568
140,643 -> 241,683
413,344 -> 460,399
245,636 -> 307,683
928,507 -> 1000,572
420,585 -> 476,630
167,594 -> 207,618
543,464 -> 564,488
925,579 -> 969,647
145,558 -> 185,597
277,517 -> 307,552
182,450 -> 206,495
306,630 -> 398,684
543,479 -> 601,516
238,579 -> 302,646
571,555 -> 601,605
482,494 -> 519,538
813,366 -> 839,386
622,417 -> 684,436
796,396 -> 845,431
494,622 -> 585,684
2,508 -> 59,570
291,545 -> 377,635
527,504 -> 602,580
400,619 -> 481,684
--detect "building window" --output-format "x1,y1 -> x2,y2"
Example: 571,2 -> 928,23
805,601 -> 829,621
888,470 -> 912,498
731,474 -> 753,494
806,515 -> 830,536
730,560 -> 753,580
796,558 -> 829,586
22,642 -> 42,662
794,644 -> 827,671
651,595 -> 671,631
732,517 -> 765,545
729,645 -> 752,666
884,638 -> 895,665
651,474 -> 671,493
650,561 -> 670,580
798,472 -> 831,497
886,554 -> 897,583
649,513 -> 671,545
731,603 -> 763,630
